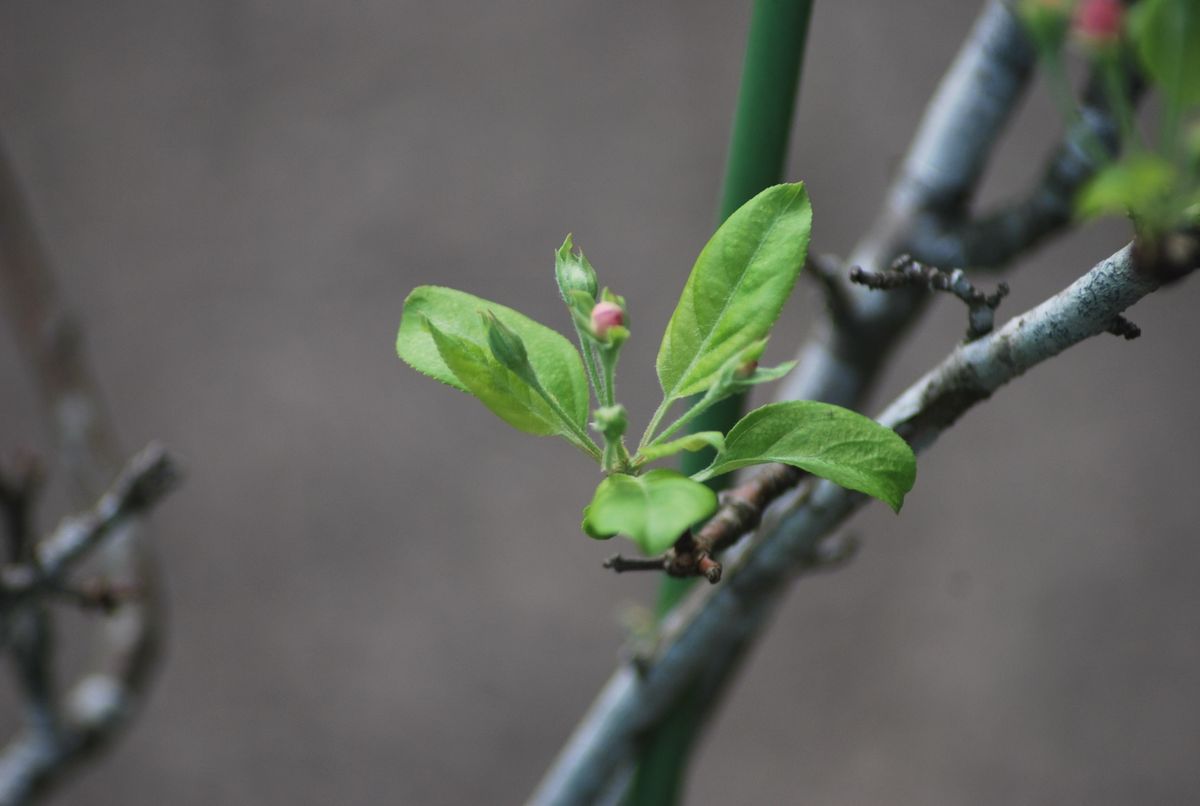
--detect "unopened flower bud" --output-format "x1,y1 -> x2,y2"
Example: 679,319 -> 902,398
561,264 -> 598,300
555,236 -> 599,302
590,301 -> 625,339
1074,0 -> 1123,44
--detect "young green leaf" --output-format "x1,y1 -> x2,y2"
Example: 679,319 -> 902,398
1129,0 -> 1200,108
635,432 -> 725,465
1076,153 -> 1177,220
425,322 -> 566,437
656,183 -> 812,401
693,401 -> 916,512
397,285 -> 591,435
581,469 -> 718,555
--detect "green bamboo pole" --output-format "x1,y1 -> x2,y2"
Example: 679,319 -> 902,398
630,2 -> 813,803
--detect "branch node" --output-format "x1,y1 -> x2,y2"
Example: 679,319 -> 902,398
696,555 -> 722,584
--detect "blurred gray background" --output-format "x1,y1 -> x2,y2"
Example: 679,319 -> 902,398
2,1 -> 1198,804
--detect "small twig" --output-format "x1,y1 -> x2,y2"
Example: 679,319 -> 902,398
0,444 -> 179,606
1106,314 -> 1141,340
850,255 -> 1009,341
603,555 -> 667,574
46,579 -> 143,615
36,444 -> 178,581
605,530 -> 722,583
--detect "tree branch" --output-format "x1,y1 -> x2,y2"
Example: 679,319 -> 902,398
0,138 -> 173,805
0,445 -> 178,606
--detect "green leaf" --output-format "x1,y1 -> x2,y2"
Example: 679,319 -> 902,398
581,469 -> 719,555
397,285 -> 591,433
424,322 -> 565,437
694,401 -> 916,512
1076,154 -> 1177,220
656,183 -> 812,400
1130,0 -> 1200,108
636,432 -> 725,465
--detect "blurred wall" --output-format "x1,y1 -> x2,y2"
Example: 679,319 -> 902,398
1,1 -> 1198,804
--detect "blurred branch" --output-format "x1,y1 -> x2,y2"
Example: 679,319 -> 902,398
908,66 -> 1140,269
0,445 -> 179,606
0,139 -> 174,805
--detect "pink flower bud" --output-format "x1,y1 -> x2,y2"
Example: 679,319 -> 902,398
1074,0 -> 1123,43
590,301 -> 624,338
734,359 -> 758,380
